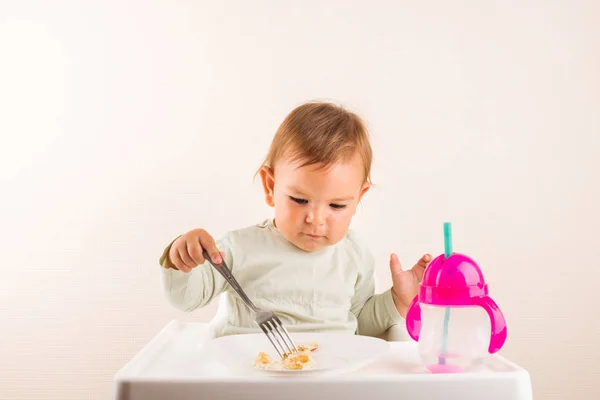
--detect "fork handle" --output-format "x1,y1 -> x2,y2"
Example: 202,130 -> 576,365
201,250 -> 258,313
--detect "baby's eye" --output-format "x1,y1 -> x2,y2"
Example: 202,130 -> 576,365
330,203 -> 347,209
289,196 -> 308,205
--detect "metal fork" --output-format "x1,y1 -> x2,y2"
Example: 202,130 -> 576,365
202,250 -> 298,359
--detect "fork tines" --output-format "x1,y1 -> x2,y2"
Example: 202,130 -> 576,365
259,316 -> 298,359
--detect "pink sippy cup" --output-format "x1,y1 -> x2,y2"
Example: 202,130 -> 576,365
405,222 -> 507,373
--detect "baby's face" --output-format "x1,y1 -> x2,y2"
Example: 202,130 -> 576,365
262,153 -> 370,251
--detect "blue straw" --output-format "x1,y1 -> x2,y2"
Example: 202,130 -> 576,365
439,222 -> 453,365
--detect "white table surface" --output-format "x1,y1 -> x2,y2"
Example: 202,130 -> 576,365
113,320 -> 533,400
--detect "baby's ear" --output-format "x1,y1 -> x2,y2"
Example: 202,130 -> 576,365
259,166 -> 275,207
358,181 -> 371,202
353,182 -> 371,215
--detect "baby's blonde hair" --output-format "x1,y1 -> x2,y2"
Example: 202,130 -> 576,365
259,101 -> 373,183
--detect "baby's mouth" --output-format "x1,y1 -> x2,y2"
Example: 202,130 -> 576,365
304,233 -> 324,239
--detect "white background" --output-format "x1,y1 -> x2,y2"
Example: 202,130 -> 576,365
1,1 -> 598,399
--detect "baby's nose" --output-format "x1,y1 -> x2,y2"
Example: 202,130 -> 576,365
306,209 -> 326,225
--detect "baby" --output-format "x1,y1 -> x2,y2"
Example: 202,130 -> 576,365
159,101 -> 431,338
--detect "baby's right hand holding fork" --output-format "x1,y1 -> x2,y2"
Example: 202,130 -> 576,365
168,229 -> 223,273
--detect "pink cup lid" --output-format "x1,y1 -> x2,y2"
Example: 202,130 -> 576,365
419,253 -> 488,306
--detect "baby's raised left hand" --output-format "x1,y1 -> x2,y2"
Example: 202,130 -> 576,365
389,253 -> 432,318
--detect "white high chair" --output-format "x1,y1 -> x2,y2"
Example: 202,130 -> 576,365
210,270 -> 411,342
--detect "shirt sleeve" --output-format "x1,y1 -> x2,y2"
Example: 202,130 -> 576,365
158,233 -> 233,312
348,234 -> 404,337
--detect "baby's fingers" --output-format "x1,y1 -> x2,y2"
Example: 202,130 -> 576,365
197,232 -> 222,264
178,242 -> 196,268
413,254 -> 432,281
170,247 -> 192,273
417,254 -> 432,268
186,240 -> 206,267
201,244 -> 223,265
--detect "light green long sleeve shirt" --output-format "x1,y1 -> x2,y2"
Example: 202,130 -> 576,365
159,219 -> 402,338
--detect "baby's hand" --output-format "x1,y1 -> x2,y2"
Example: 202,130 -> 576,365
389,253 -> 432,318
168,229 -> 223,273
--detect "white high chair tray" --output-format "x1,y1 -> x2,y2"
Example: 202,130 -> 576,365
113,320 -> 532,400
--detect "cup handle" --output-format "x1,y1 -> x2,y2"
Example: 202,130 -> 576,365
474,296 -> 507,353
405,295 -> 422,341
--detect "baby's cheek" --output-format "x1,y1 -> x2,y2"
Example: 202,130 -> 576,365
281,206 -> 298,223
334,213 -> 353,236
324,220 -> 338,241
276,205 -> 303,232
274,199 -> 290,216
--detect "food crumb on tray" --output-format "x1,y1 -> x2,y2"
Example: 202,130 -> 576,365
253,342 -> 319,371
